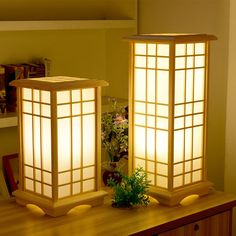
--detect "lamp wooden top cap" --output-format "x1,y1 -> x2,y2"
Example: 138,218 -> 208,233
124,33 -> 217,42
10,76 -> 109,91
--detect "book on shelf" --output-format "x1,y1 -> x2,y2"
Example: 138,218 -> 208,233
2,62 -> 46,113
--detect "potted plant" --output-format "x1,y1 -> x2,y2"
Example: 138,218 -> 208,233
101,99 -> 128,185
107,167 -> 150,208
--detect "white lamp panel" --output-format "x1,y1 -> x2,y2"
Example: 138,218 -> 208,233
157,163 -> 168,176
25,179 -> 34,191
156,130 -> 168,163
72,170 -> 81,182
83,179 -> 94,192
134,114 -> 146,126
157,57 -> 169,70
195,43 -> 205,54
33,116 -> 41,168
43,171 -> 52,185
174,130 -> 184,163
35,182 -> 42,194
82,88 -> 95,101
157,105 -> 168,117
134,126 -> 146,158
135,43 -> 146,55
57,91 -> 70,104
175,70 -> 185,104
72,89 -> 81,102
41,90 -> 50,104
156,175 -> 168,188
23,88 -> 32,100
33,103 -> 40,115
58,172 -> 71,185
147,70 -> 156,102
157,71 -> 169,104
147,57 -> 156,69
72,103 -> 81,116
59,185 -> 70,198
147,128 -> 155,161
25,166 -> 33,179
175,44 -> 186,56
23,101 -> 32,113
23,114 -> 33,166
57,104 -> 70,118
33,89 -> 40,102
41,104 -> 51,117
82,115 -> 95,166
135,56 -> 146,68
35,169 -> 41,181
82,101 -> 95,114
58,118 -> 71,172
72,117 -> 81,169
135,102 -> 146,114
83,166 -> 95,179
134,69 -> 146,101
73,182 -> 81,195
194,68 -> 205,101
187,44 -> 194,55
173,175 -> 183,188
41,118 -> 52,171
185,128 -> 192,160
193,126 -> 203,158
157,44 -> 169,56
186,69 -> 194,102
148,44 -> 156,56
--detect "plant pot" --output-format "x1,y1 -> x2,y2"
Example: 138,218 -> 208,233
102,170 -> 121,185
102,161 -> 122,185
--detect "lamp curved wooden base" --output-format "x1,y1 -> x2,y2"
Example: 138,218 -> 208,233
149,181 -> 214,206
13,190 -> 108,217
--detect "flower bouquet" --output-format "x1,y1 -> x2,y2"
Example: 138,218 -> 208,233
101,99 -> 128,184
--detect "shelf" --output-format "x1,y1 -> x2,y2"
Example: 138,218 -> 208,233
0,20 -> 136,31
0,113 -> 17,128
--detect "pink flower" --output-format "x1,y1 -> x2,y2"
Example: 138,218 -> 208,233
114,116 -> 128,125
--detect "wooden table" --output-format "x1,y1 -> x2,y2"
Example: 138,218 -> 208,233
0,191 -> 235,236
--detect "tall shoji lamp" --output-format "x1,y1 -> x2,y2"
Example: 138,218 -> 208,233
11,76 -> 108,216
126,34 -> 217,206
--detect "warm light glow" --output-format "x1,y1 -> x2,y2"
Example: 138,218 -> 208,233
131,39 -> 208,190
21,84 -> 97,199
12,76 -> 108,216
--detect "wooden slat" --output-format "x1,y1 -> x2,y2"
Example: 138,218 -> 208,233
10,76 -> 108,91
124,34 -> 217,43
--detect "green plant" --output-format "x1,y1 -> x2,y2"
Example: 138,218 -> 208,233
107,167 -> 150,208
101,99 -> 128,162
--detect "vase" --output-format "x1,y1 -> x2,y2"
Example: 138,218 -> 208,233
102,161 -> 122,185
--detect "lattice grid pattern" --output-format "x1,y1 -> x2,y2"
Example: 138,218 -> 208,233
21,87 -> 96,199
132,42 -> 206,190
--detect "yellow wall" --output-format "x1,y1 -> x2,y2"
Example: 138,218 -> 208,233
139,0 -> 229,191
0,1 -> 136,175
225,0 -> 236,233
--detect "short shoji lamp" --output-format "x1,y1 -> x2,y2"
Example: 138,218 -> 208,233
11,76 -> 108,216
126,34 -> 216,206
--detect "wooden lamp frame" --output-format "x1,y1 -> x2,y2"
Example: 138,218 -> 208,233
126,34 -> 217,206
11,76 -> 108,216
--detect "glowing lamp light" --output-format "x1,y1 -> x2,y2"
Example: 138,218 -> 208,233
11,76 -> 108,216
126,34 -> 217,206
